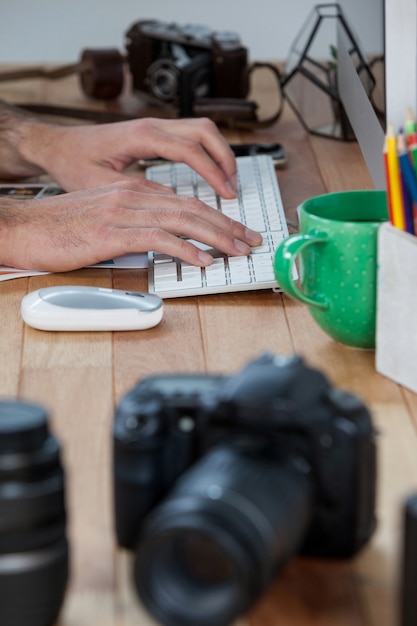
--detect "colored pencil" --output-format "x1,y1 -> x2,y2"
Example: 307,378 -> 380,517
383,137 -> 394,225
404,110 -> 417,177
399,170 -> 414,234
385,123 -> 406,230
407,132 -> 417,176
398,131 -> 417,234
405,108 -> 417,137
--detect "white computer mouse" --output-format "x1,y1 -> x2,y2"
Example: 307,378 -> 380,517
21,286 -> 164,331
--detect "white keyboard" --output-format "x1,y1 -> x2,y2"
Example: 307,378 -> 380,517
146,155 -> 290,299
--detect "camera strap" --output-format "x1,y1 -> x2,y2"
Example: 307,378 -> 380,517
15,103 -> 138,124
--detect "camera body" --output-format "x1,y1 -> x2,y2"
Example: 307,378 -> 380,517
113,353 -> 377,626
125,19 -> 250,117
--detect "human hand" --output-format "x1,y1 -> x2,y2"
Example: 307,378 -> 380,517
24,117 -> 238,199
0,179 -> 262,272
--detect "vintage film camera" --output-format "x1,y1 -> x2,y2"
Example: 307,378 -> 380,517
78,19 -> 283,127
113,353 -> 377,626
125,20 -> 249,117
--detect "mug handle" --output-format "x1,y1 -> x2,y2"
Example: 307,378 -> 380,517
274,231 -> 330,310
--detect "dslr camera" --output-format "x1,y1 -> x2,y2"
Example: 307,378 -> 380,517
124,20 -> 250,117
113,353 -> 377,626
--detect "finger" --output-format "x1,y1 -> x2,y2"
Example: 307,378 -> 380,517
112,227 -> 216,267
163,118 -> 237,183
148,117 -> 236,176
100,186 -> 262,249
139,119 -> 237,199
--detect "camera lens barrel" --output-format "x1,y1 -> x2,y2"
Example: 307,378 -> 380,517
148,60 -> 180,102
0,400 -> 69,626
133,445 -> 312,626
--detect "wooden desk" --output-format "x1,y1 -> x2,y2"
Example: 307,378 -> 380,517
1,69 -> 417,626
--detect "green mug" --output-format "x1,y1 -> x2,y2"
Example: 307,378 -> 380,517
274,190 -> 389,349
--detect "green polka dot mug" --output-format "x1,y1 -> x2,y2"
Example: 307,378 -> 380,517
273,190 -> 388,349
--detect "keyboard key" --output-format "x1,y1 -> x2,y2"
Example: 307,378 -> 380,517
179,264 -> 203,289
251,253 -> 276,281
219,198 -> 241,221
228,256 -> 252,284
251,236 -> 271,254
205,258 -> 227,287
153,263 -> 180,291
154,261 -> 178,279
154,280 -> 179,292
243,209 -> 265,231
153,253 -> 174,263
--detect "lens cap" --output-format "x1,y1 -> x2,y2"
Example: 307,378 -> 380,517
0,401 -> 49,453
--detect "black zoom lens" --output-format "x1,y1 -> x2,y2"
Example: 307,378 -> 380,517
0,401 -> 69,626
133,445 -> 313,626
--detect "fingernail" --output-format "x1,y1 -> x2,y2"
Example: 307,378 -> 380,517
198,251 -> 213,265
224,181 -> 237,197
245,228 -> 263,245
228,174 -> 238,193
234,239 -> 251,254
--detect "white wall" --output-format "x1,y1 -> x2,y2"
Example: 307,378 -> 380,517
385,0 -> 417,128
0,1 -> 383,64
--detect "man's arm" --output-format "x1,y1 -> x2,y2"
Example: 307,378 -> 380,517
0,180 -> 260,271
0,101 -> 237,198
0,100 -> 48,179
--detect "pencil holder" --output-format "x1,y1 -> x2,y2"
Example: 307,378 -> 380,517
376,222 -> 417,392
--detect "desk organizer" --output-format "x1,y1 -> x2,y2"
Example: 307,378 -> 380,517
376,222 -> 417,393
